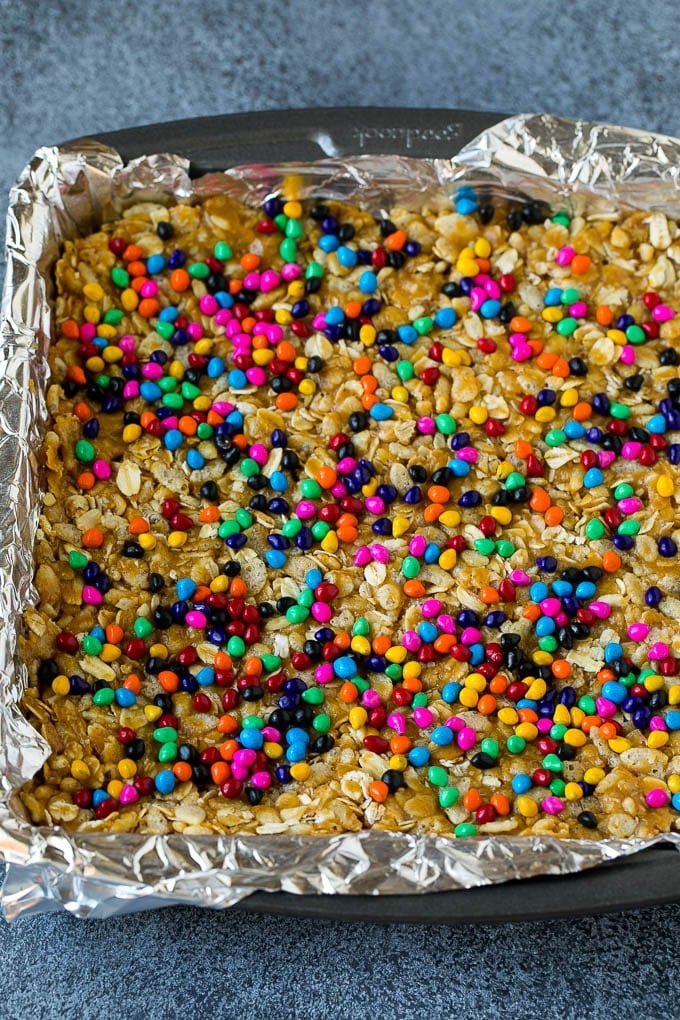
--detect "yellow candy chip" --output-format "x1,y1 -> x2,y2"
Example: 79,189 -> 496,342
168,359 -> 185,380
644,674 -> 665,692
442,348 -> 466,368
564,782 -> 583,801
350,636 -> 371,656
656,475 -> 674,497
552,704 -> 571,726
647,731 -> 669,749
606,328 -> 627,345
438,510 -> 461,528
474,237 -> 491,258
464,672 -> 487,692
287,280 -> 305,298
438,549 -> 457,570
149,643 -> 168,660
526,677 -> 547,698
608,737 -> 631,753
361,479 -> 378,496
402,661 -> 422,679
83,282 -> 104,301
559,388 -> 578,407
290,762 -> 310,782
456,261 -> 479,279
534,406 -> 556,423
391,386 -> 409,402
516,795 -> 538,818
668,685 -> 680,706
497,707 -> 518,725
490,507 -> 512,525
321,531 -> 338,552
70,759 -> 91,781
298,379 -> 316,395
294,357 -> 308,371
83,304 -> 101,325
385,645 -> 407,663
52,675 -> 71,696
120,288 -> 138,311
584,767 -> 606,786
668,775 -> 680,794
85,356 -> 105,373
210,575 -> 230,593
168,531 -> 188,548
468,405 -> 488,424
138,534 -> 156,550
563,728 -> 586,747
100,643 -> 121,663
348,707 -> 368,729
252,350 -> 273,371
107,780 -> 124,800
515,722 -> 538,742
264,742 -> 284,759
193,338 -> 213,355
102,344 -> 123,362
96,324 -> 118,340
542,307 -> 563,323
118,758 -> 137,780
392,516 -> 411,536
123,424 -> 142,443
275,308 -> 292,325
144,705 -> 163,723
193,395 -> 212,411
389,755 -> 408,772
458,688 -> 478,708
530,652 -> 552,668
360,324 -> 376,346
283,199 -> 303,219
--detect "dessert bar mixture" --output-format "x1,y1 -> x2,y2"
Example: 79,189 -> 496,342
18,180 -> 680,839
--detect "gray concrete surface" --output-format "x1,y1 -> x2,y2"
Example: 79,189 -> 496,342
2,1 -> 679,1017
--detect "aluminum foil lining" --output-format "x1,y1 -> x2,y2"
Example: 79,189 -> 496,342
3,113 -> 680,920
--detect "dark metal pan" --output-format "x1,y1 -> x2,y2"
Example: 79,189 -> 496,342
74,106 -> 506,173
69,107 -> 680,923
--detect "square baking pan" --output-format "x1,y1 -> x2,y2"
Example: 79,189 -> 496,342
6,106 -> 680,924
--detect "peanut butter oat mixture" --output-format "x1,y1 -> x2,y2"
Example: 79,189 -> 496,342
18,184 -> 680,840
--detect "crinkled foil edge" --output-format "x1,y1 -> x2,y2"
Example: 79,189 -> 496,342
3,113 -> 680,920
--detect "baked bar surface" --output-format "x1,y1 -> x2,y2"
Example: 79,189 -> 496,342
18,182 -> 680,841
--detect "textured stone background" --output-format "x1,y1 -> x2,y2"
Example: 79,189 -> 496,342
2,1 -> 679,1017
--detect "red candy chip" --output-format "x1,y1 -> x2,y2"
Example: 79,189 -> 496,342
193,693 -> 212,713
363,735 -> 389,754
221,689 -> 239,711
133,776 -> 154,796
72,789 -> 92,809
125,638 -> 147,660
55,631 -> 78,654
95,798 -> 117,820
162,498 -> 181,519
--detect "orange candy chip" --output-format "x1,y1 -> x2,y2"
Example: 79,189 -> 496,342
602,550 -> 621,573
170,268 -> 190,292
544,505 -> 564,527
368,781 -> 389,803
128,517 -> 149,535
76,472 -> 95,491
61,318 -> 80,339
172,762 -> 192,783
571,254 -> 592,275
82,527 -> 104,548
529,488 -> 551,513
